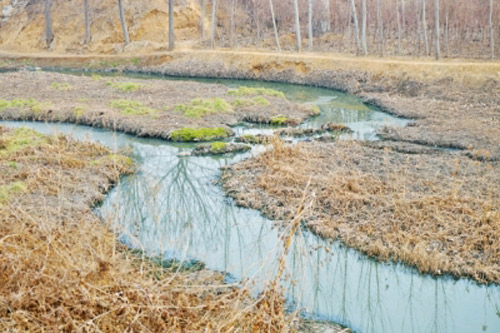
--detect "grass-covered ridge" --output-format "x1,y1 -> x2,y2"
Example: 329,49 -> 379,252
169,127 -> 231,142
175,98 -> 233,118
227,86 -> 286,98
109,100 -> 159,116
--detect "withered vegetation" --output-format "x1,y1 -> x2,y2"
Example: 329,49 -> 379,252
0,126 -> 291,331
222,139 -> 500,283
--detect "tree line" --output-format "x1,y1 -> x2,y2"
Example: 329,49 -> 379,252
41,0 -> 498,59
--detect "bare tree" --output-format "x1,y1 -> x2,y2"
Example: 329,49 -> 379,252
377,0 -> 383,56
348,0 -> 361,54
230,0 -> 236,47
210,0 -> 217,48
422,0 -> 429,55
117,0 -> 130,45
168,0 -> 175,51
362,0 -> 367,55
323,0 -> 331,32
269,0 -> 281,51
397,0 -> 402,55
490,0 -> 495,59
434,0 -> 440,59
293,0 -> 302,51
308,0 -> 314,51
44,0 -> 53,48
84,0 -> 91,45
201,0 -> 206,43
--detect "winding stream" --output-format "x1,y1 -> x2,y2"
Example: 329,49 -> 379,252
2,76 -> 499,333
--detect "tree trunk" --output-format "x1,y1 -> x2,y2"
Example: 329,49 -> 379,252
445,6 -> 449,57
308,0 -> 313,51
201,0 -> 206,43
377,0 -> 383,56
210,0 -> 217,48
348,0 -> 361,54
323,0 -> 331,32
422,0 -> 429,55
117,0 -> 130,45
490,0 -> 495,59
434,0 -> 440,59
230,0 -> 236,47
168,0 -> 175,51
397,0 -> 402,55
361,0 -> 367,55
44,0 -> 53,48
84,0 -> 91,45
269,0 -> 281,51
293,0 -> 302,51
401,0 -> 405,32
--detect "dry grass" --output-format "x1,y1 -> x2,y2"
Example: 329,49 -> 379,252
222,139 -> 500,284
0,126 -> 292,331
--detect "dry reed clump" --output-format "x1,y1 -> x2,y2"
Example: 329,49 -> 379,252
0,126 -> 291,331
221,139 -> 500,284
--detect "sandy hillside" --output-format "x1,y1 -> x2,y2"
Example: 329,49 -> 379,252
0,0 -> 203,54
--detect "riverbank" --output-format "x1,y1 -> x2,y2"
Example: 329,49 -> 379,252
0,125 -> 295,331
221,140 -> 500,283
0,70 -> 316,141
1,49 -> 499,159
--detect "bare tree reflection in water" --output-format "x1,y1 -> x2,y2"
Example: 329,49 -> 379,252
2,73 -> 498,333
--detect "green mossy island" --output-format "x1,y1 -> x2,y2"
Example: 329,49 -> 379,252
192,142 -> 251,156
227,86 -> 286,99
175,98 -> 233,118
169,127 -> 232,142
109,100 -> 159,116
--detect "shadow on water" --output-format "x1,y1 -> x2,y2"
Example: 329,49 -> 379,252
1,75 -> 498,333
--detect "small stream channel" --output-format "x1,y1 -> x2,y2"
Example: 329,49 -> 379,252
2,74 -> 499,333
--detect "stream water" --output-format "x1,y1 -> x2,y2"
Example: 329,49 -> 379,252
2,75 -> 499,333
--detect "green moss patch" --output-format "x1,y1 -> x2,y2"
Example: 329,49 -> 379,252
0,181 -> 27,204
175,98 -> 233,118
0,98 -> 51,114
0,127 -> 48,156
227,86 -> 286,99
50,82 -> 73,91
73,105 -> 89,119
109,100 -> 159,117
211,142 -> 227,152
106,81 -> 144,92
232,97 -> 271,108
169,127 -> 231,142
270,115 -> 290,125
